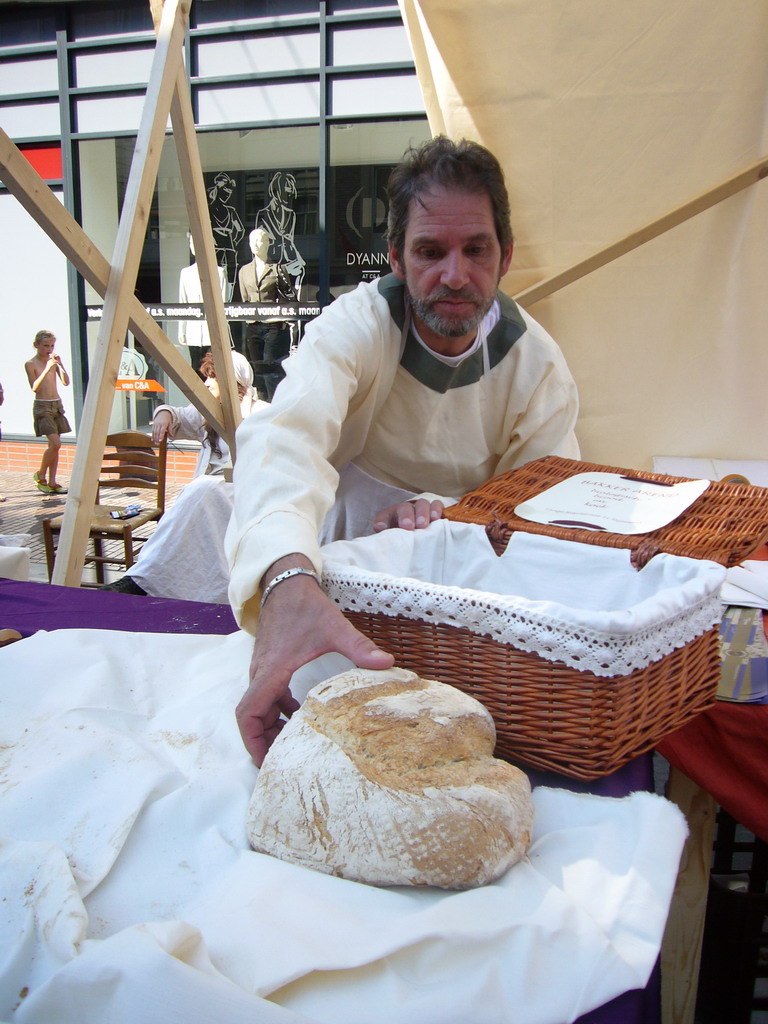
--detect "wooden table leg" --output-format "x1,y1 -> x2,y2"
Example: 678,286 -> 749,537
661,765 -> 717,1024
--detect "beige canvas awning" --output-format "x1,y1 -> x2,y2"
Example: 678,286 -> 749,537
398,0 -> 768,470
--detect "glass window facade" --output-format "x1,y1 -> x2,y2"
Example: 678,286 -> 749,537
75,93 -> 157,135
0,55 -> 58,95
0,9 -> 58,46
330,73 -> 423,116
74,45 -> 156,89
1,99 -> 60,139
69,3 -> 153,40
328,120 -> 431,296
0,0 -> 428,438
330,23 -> 413,66
192,0 -> 320,29
197,80 -> 322,127
195,31 -> 321,77
329,0 -> 400,13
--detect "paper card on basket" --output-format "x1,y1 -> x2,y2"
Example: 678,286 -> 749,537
513,472 -> 709,535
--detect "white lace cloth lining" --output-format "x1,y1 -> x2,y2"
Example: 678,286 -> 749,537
320,521 -> 726,677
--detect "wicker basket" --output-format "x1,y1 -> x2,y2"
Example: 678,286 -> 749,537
328,457 -> 768,779
443,455 -> 768,568
340,609 -> 720,780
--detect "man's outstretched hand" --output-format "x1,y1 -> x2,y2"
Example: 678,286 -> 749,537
238,497 -> 445,766
237,558 -> 394,765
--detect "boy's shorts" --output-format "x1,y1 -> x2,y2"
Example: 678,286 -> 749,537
33,399 -> 71,437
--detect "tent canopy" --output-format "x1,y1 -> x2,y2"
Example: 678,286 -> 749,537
398,0 -> 768,469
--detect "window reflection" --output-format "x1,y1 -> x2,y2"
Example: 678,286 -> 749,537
1,99 -> 60,138
197,80 -> 321,126
0,56 -> 58,95
328,120 -> 430,295
74,46 -> 155,89
330,73 -> 423,116
330,24 -> 412,66
195,31 -> 320,77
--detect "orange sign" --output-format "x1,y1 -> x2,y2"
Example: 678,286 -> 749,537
115,379 -> 166,392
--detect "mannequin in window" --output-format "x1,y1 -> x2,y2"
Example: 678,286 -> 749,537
208,171 -> 245,297
255,171 -> 306,300
238,227 -> 296,401
178,233 -> 229,374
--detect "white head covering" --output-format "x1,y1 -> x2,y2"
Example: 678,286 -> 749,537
228,350 -> 264,418
231,351 -> 254,388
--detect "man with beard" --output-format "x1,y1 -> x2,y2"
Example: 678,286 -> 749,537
227,136 -> 580,764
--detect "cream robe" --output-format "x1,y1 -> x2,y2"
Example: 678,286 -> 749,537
226,274 -> 580,634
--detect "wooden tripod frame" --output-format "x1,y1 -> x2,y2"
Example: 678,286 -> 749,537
0,0 -> 240,587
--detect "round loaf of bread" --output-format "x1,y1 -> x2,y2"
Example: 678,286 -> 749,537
246,667 -> 534,889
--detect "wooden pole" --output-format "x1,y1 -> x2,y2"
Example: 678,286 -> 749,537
661,767 -> 718,1024
149,0 -> 240,456
51,0 -> 191,586
515,155 -> 768,308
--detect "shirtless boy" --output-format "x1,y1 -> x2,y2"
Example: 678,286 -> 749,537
24,329 -> 71,495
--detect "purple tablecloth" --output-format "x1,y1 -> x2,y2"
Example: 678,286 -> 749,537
0,576 -> 238,637
1,577 -> 660,1024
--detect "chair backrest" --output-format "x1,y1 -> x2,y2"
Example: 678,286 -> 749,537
98,430 -> 167,513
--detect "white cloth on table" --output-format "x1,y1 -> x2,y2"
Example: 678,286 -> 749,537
0,627 -> 687,1024
0,533 -> 32,581
320,522 -> 727,676
722,560 -> 768,610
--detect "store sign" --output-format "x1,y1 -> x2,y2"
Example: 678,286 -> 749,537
116,348 -> 165,393
87,303 -> 320,322
345,187 -> 387,239
345,187 -> 389,280
345,250 -> 389,281
116,379 -> 166,392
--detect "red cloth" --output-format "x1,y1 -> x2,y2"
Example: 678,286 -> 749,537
659,542 -> 768,841
657,702 -> 768,841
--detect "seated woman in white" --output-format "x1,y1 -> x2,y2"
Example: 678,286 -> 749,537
107,351 -> 264,602
152,350 -> 257,477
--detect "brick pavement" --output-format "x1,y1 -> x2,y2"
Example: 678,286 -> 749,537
0,469 -> 183,583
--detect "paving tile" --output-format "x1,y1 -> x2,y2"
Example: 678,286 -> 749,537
0,470 -> 183,582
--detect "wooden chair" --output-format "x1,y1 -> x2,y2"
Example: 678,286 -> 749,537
42,430 -> 167,587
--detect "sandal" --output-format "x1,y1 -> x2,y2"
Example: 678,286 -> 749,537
49,483 -> 67,495
34,472 -> 54,494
